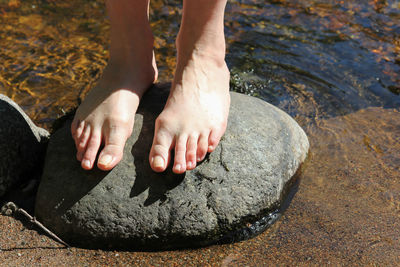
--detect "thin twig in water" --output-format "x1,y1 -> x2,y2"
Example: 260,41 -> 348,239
16,208 -> 70,248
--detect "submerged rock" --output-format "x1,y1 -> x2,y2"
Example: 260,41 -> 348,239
0,94 -> 49,198
35,84 -> 309,250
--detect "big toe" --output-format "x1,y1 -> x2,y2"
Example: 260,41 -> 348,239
97,127 -> 128,171
149,128 -> 173,172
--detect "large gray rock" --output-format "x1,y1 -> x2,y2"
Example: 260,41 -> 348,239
0,94 -> 49,197
35,84 -> 309,250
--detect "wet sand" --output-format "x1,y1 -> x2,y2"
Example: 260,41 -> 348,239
1,107 -> 399,266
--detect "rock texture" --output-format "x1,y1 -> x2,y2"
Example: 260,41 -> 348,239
35,84 -> 309,250
0,94 -> 49,198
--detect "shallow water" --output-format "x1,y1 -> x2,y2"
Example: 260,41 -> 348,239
1,0 -> 400,265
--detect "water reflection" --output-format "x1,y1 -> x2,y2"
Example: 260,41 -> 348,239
1,0 -> 399,128
227,0 -> 399,123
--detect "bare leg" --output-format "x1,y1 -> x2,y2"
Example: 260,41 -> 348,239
149,0 -> 230,174
71,0 -> 157,170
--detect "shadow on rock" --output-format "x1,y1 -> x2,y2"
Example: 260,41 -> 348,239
129,84 -> 185,206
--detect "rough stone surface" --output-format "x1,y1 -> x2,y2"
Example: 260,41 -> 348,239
0,94 -> 49,198
35,84 -> 309,250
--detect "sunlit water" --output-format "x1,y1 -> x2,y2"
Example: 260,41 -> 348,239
0,0 -> 399,264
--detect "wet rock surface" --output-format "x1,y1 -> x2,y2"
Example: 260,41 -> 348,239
35,84 -> 309,250
0,94 -> 49,198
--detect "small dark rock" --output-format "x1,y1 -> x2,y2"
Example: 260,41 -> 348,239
1,201 -> 18,216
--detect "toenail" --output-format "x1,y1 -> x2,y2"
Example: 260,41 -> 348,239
98,154 -> 113,166
197,157 -> 201,162
208,145 -> 214,150
175,164 -> 181,172
153,156 -> 164,169
82,159 -> 91,169
187,161 -> 192,169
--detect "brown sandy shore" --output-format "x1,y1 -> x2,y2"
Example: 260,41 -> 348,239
1,106 -> 399,266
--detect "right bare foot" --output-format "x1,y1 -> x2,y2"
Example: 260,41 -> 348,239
71,0 -> 157,171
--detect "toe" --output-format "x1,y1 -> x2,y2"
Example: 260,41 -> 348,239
186,134 -> 198,170
173,134 -> 188,174
74,120 -> 85,141
97,126 -> 128,171
71,118 -> 79,138
149,128 -> 174,172
208,128 -> 223,153
71,120 -> 85,148
197,132 -> 209,162
81,129 -> 102,170
76,125 -> 91,161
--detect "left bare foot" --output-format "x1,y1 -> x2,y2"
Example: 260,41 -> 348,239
149,48 -> 230,174
149,0 -> 230,174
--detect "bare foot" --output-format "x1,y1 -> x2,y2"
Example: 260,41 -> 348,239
149,51 -> 230,174
71,0 -> 156,171
71,62 -> 157,170
149,0 -> 230,174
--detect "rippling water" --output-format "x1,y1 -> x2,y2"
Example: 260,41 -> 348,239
228,0 -> 400,119
0,0 -> 399,264
1,0 -> 399,126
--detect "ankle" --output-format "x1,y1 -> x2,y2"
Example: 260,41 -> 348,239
109,33 -> 155,64
99,57 -> 157,94
175,34 -> 226,68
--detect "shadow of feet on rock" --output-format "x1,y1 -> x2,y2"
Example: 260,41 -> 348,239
130,84 -> 185,207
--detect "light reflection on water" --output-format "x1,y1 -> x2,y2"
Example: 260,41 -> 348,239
0,0 -> 399,264
227,0 -> 399,122
0,0 -> 399,126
